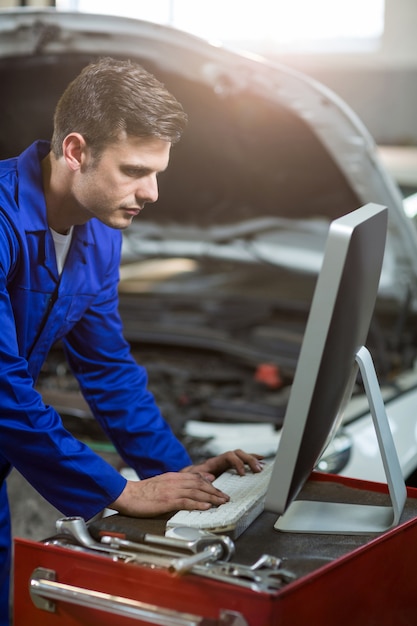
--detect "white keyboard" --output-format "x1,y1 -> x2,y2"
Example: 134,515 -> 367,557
166,461 -> 274,539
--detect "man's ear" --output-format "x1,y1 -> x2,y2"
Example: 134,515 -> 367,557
62,133 -> 87,171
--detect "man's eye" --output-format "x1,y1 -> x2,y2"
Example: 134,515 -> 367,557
123,167 -> 146,178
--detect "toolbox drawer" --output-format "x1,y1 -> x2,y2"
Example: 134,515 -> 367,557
13,474 -> 417,626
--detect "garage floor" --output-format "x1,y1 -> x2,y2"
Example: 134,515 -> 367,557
8,469 -> 61,542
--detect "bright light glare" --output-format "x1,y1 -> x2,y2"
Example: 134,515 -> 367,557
172,0 -> 384,44
68,0 -> 171,24
277,0 -> 385,42
57,0 -> 385,51
57,0 -> 172,22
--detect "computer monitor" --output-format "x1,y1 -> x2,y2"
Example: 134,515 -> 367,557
265,203 -> 407,534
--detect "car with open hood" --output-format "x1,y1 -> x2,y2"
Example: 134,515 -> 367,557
1,8 -> 417,484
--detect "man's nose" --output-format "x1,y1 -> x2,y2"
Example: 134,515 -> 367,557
137,174 -> 159,205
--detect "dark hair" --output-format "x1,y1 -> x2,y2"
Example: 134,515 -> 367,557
51,57 -> 188,157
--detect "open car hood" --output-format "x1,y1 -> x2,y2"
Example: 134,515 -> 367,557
0,8 -> 417,310
6,10 -> 417,480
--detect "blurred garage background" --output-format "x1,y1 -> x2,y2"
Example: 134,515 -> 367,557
1,0 -> 417,568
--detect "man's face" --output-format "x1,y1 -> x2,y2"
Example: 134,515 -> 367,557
71,134 -> 171,230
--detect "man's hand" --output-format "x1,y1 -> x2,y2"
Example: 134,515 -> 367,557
110,470 -> 230,518
181,449 -> 264,479
110,449 -> 263,518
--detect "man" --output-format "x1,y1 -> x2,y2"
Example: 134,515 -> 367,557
0,57 -> 262,622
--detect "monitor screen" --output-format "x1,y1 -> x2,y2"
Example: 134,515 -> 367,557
264,203 -> 407,534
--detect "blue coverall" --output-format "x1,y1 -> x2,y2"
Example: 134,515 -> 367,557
0,141 -> 192,623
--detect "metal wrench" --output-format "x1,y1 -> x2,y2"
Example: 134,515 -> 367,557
191,560 -> 297,593
55,517 -> 136,559
56,517 -> 234,565
101,526 -> 235,560
55,518 -> 293,592
56,517 -> 188,560
168,543 -> 225,574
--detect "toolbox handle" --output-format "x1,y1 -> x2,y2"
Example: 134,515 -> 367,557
29,567 -> 248,626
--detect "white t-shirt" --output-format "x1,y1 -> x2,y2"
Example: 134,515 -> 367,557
50,227 -> 74,275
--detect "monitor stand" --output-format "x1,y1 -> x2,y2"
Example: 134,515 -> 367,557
274,345 -> 407,534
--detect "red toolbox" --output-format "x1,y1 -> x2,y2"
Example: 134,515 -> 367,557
13,472 -> 417,626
